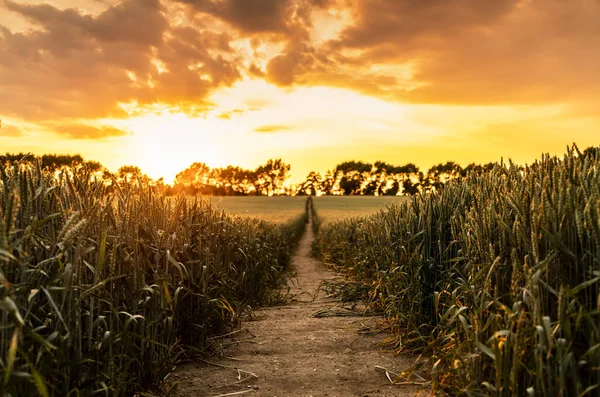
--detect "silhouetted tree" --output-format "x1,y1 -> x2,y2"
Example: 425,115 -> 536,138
174,162 -> 212,194
427,161 -> 463,191
301,160 -> 424,196
372,161 -> 421,195
335,161 -> 371,195
298,172 -> 321,196
319,171 -> 336,195
212,166 -> 256,195
254,159 -> 290,196
117,165 -> 149,184
582,146 -> 600,160
0,153 -> 89,171
460,162 -> 496,177
41,154 -> 84,170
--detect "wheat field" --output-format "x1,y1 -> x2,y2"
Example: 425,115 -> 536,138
0,163 -> 308,396
313,146 -> 600,395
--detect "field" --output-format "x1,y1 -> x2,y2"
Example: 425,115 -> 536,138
0,180 -> 402,396
313,147 -> 600,395
0,166 -> 308,396
3,147 -> 599,396
313,196 -> 408,223
207,196 -> 306,222
206,195 -> 407,223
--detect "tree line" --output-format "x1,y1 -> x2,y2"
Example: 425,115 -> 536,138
171,159 -> 291,196
0,153 -> 291,196
295,160 -> 497,196
3,148 -> 598,196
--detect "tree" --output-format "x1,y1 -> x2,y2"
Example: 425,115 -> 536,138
460,162 -> 496,177
174,162 -> 212,194
365,161 -> 421,195
402,178 -> 420,195
254,159 -> 290,196
335,161 -> 371,195
394,163 -> 421,195
581,146 -> 599,160
0,153 -> 87,171
319,171 -> 336,195
369,161 -> 393,195
117,165 -> 149,184
83,161 -> 104,173
298,172 -> 321,196
427,161 -> 463,190
213,166 -> 256,195
41,154 -> 84,170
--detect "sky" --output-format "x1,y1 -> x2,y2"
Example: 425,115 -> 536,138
1,0 -> 599,184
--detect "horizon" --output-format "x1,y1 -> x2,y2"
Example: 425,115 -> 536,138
1,0 -> 599,184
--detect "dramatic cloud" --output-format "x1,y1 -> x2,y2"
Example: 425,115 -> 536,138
175,0 -> 294,34
2,0 -> 599,125
0,0 -> 242,125
0,0 -> 598,182
174,0 -> 334,35
321,0 -> 600,105
336,0 -> 517,49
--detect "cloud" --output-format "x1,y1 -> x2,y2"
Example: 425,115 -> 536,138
335,0 -> 517,50
1,0 -> 599,135
317,0 -> 600,105
0,124 -> 23,137
4,0 -> 166,52
239,0 -> 600,107
175,0 -> 331,90
254,124 -> 291,133
55,124 -> 129,139
266,53 -> 298,86
217,108 -> 245,119
0,0 -> 243,125
174,0 -> 295,35
401,0 -> 600,105
248,63 -> 265,78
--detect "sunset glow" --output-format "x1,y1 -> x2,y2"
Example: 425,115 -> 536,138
1,0 -> 598,183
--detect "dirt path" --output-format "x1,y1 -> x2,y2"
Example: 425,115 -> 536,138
168,209 -> 421,397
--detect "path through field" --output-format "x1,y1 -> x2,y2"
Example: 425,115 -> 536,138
168,209 -> 421,397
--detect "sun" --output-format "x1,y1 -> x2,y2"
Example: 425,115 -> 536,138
119,112 -> 225,184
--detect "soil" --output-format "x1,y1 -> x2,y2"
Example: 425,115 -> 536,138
166,211 -> 424,397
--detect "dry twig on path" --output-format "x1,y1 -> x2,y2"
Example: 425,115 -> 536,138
210,390 -> 257,397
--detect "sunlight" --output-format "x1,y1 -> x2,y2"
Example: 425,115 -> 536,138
118,113 -> 225,183
310,6 -> 354,45
209,79 -> 411,139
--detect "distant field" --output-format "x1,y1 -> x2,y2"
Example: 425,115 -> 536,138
198,196 -> 408,224
206,196 -> 307,223
313,196 -> 408,223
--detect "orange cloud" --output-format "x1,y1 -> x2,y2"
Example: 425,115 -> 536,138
174,0 -> 294,34
254,125 -> 291,133
0,124 -> 23,137
320,0 -> 600,105
1,0 -> 599,139
217,0 -> 600,107
0,0 -> 242,127
217,108 -> 245,119
55,124 -> 129,139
